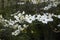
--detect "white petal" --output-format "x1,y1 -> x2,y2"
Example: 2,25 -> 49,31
18,25 -> 24,31
42,21 -> 48,24
23,24 -> 28,28
57,24 -> 60,27
12,32 -> 15,35
22,11 -> 25,14
18,13 -> 22,17
57,15 -> 60,19
14,15 -> 19,19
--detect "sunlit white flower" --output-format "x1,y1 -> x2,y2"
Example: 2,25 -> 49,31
47,18 -> 53,21
42,20 -> 48,24
26,19 -> 33,23
47,14 -> 52,18
51,13 -> 55,16
52,2 -> 58,7
25,15 -> 29,20
40,15 -> 47,19
31,0 -> 37,4
38,18 -> 47,24
12,24 -> 18,29
14,15 -> 20,22
25,14 -> 33,23
11,14 -> 14,16
36,14 -> 41,19
4,23 -> 9,27
25,14 -> 29,17
14,15 -> 19,19
29,14 -> 32,17
14,20 -> 18,23
18,13 -> 22,17
53,15 -> 57,17
48,5 -> 51,8
4,19 -> 8,22
23,24 -> 29,28
18,25 -> 24,31
48,4 -> 52,7
45,13 -> 49,15
19,16 -> 25,20
44,3 -> 52,10
57,15 -> 60,19
31,15 -> 36,21
12,30 -> 20,36
14,15 -> 19,21
44,4 -> 52,10
12,32 -> 15,35
41,18 -> 48,24
8,19 -> 15,26
44,6 -> 49,10
22,11 -> 25,14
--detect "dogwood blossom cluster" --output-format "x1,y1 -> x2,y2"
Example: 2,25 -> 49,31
11,11 -> 54,24
12,24 -> 28,36
44,1 -> 60,10
0,11 -> 60,36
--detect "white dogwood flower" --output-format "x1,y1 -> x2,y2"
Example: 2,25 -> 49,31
44,6 -> 49,10
19,16 -> 25,20
18,13 -> 22,17
23,24 -> 29,28
4,23 -> 9,27
53,15 -> 57,17
14,15 -> 20,22
36,14 -> 41,20
4,19 -> 8,22
14,20 -> 18,23
22,11 -> 25,14
12,30 -> 20,36
42,20 -> 48,24
57,15 -> 60,19
8,19 -> 15,26
26,18 -> 33,23
12,24 -> 19,29
25,14 -> 33,23
31,15 -> 36,21
18,25 -> 24,31
47,18 -> 53,21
